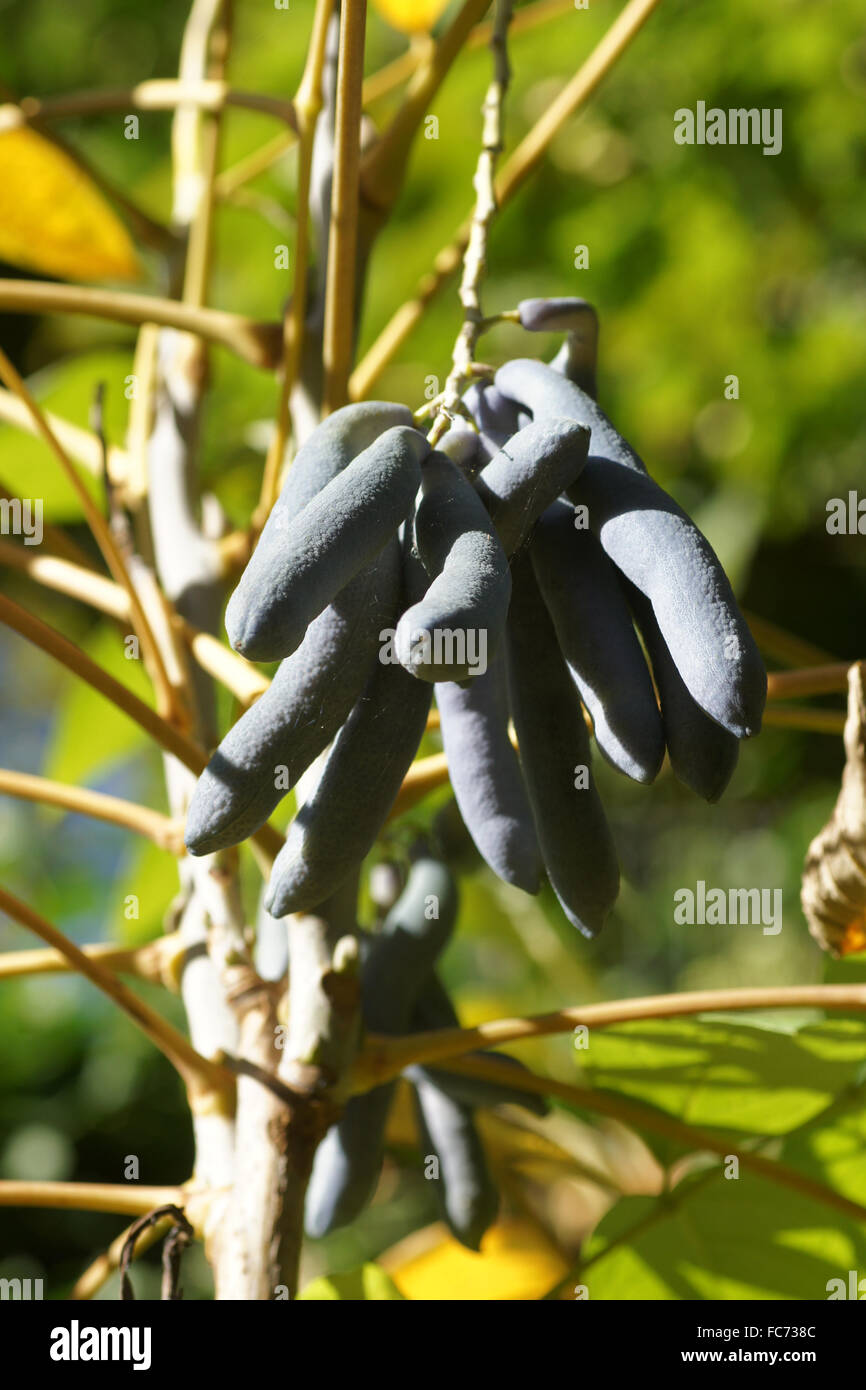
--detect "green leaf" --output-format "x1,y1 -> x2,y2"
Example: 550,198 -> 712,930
781,1076 -> 866,1206
0,349 -> 132,522
46,622 -> 152,785
583,1170 -> 866,1300
297,1263 -> 405,1301
580,1017 -> 866,1139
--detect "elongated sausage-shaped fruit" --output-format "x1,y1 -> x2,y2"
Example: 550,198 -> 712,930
396,451 -> 511,683
406,976 -> 549,1115
305,1087 -> 394,1239
264,658 -> 432,917
518,296 -> 598,398
474,417 -> 590,557
305,860 -> 456,1238
463,382 -> 523,459
627,584 -> 740,801
495,357 -> 647,475
363,857 -> 459,1031
226,424 -> 428,660
278,400 -> 414,520
185,540 -> 401,855
568,459 -> 766,738
435,651 -> 541,892
530,500 -> 664,784
412,1079 -> 499,1249
506,556 -> 620,938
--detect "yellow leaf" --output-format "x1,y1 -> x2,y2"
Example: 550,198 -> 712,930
0,124 -> 140,282
372,0 -> 450,35
386,1219 -> 569,1300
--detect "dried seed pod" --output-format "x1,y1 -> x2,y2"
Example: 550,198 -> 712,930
627,585 -> 740,802
395,450 -> 511,683
185,540 -> 400,855
474,417 -> 590,557
226,424 -> 428,661
517,296 -> 599,397
411,1078 -> 499,1250
802,663 -> 866,956
530,500 -> 664,784
495,356 -> 648,475
264,657 -> 433,917
569,458 -> 766,739
435,650 -> 541,892
506,556 -> 620,938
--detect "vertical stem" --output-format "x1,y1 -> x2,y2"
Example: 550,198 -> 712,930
256,0 -> 336,525
321,0 -> 367,414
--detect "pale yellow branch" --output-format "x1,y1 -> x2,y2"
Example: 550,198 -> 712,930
257,0 -> 336,522
0,281 -> 281,370
351,0 -> 662,398
0,592 -> 284,861
0,767 -> 184,852
0,1180 -> 185,1216
0,387 -> 129,486
0,887 -> 231,1103
354,982 -> 866,1086
0,538 -> 269,707
763,706 -> 845,736
0,932 -> 185,990
11,79 -> 297,127
0,345 -> 178,722
437,1054 -> 866,1228
322,0 -> 368,415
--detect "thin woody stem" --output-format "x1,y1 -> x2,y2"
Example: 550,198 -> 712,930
0,542 -> 269,706
0,345 -> 179,722
0,768 -> 184,851
11,79 -> 296,127
430,0 -> 513,445
0,281 -> 281,370
0,887 -> 231,1102
354,982 -> 866,1085
0,932 -> 184,987
0,1181 -> 186,1215
350,0 -> 662,400
321,0 -> 368,414
434,1055 -> 866,1229
257,0 -> 336,523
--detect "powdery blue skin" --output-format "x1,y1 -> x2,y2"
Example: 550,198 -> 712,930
411,1079 -> 499,1251
518,296 -> 599,398
396,451 -> 511,683
627,584 -> 740,802
506,557 -> 620,940
569,459 -> 766,739
463,382 -> 523,460
495,356 -> 648,474
305,860 -> 457,1240
226,424 -> 428,661
530,500 -> 664,784
474,416 -> 590,557
264,656 -> 433,918
435,653 -> 541,893
278,400 -> 414,518
184,539 -> 401,856
405,974 -> 549,1116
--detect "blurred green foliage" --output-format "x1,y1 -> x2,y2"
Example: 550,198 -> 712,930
0,0 -> 864,1298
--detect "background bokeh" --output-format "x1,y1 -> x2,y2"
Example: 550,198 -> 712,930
1,0 -> 864,1298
